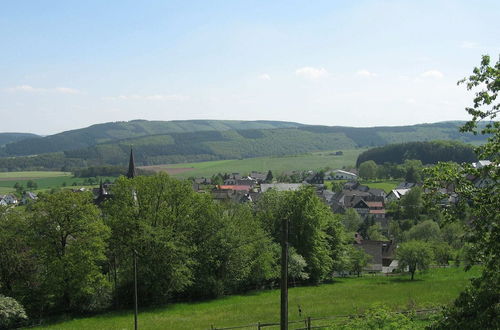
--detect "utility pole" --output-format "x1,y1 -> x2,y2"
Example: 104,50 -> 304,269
280,218 -> 289,330
134,249 -> 139,330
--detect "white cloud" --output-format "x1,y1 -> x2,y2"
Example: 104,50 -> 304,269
5,85 -> 82,94
356,69 -> 377,77
295,66 -> 328,79
460,41 -> 477,49
405,98 -> 416,104
103,94 -> 188,101
420,70 -> 444,79
259,73 -> 271,80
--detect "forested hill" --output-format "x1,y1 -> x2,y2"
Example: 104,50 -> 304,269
356,140 -> 478,167
1,120 -> 303,156
0,133 -> 40,147
0,120 -> 487,171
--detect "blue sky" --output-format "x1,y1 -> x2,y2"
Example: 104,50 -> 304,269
1,0 -> 499,134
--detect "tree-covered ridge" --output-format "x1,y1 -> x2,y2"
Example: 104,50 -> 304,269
356,140 -> 477,167
2,120 -> 304,156
0,133 -> 39,148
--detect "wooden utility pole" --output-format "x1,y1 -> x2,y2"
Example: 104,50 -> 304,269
280,218 -> 289,330
134,249 -> 139,330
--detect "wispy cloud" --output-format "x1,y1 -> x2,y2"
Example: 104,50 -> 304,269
356,69 -> 377,77
103,94 -> 189,101
295,66 -> 328,80
420,70 -> 444,79
5,85 -> 82,94
460,41 -> 477,49
259,73 -> 271,81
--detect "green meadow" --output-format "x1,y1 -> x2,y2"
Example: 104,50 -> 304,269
0,171 -> 116,194
34,267 -> 479,330
143,149 -> 365,179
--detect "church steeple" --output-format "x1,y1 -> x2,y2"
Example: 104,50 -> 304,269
127,148 -> 136,179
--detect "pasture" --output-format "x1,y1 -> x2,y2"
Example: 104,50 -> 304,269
35,267 -> 479,330
0,171 -> 116,193
140,149 -> 364,179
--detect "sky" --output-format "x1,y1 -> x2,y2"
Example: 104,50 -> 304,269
1,0 -> 499,135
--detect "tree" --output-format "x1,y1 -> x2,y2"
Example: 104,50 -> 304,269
426,55 -> 500,329
341,208 -> 363,233
29,190 -> 111,313
358,160 -> 378,180
432,242 -> 453,266
288,247 -> 309,284
405,220 -> 441,242
265,170 -> 274,183
26,180 -> 37,190
400,186 -> 423,220
396,240 -> 433,280
0,295 -> 28,329
256,186 -> 343,283
367,222 -> 387,241
349,246 -> 372,277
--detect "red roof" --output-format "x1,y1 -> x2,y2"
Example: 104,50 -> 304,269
366,201 -> 383,208
218,185 -> 251,191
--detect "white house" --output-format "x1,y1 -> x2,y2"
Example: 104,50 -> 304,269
386,189 -> 410,201
331,170 -> 358,180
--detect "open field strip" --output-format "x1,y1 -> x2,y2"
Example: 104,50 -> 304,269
140,149 -> 365,179
360,180 -> 401,193
0,171 -> 71,179
34,267 -> 479,330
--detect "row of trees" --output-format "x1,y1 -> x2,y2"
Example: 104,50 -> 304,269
358,159 -> 424,182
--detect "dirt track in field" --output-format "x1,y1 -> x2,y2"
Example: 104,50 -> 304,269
0,177 -> 44,181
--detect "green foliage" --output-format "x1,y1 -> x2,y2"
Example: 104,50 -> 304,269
367,223 -> 387,241
0,295 -> 28,329
341,208 -> 363,233
424,54 -> 500,328
349,246 -> 372,276
358,160 -> 377,179
432,242 -> 453,266
335,304 -> 415,330
356,140 -> 477,167
256,187 -> 344,283
288,247 -> 309,282
397,241 -> 433,280
29,191 -> 111,313
405,220 -> 441,243
400,186 -> 423,220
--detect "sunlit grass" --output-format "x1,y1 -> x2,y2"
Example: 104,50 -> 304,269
34,267 -> 479,330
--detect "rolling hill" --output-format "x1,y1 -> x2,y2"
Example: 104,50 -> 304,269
0,132 -> 40,147
0,120 -> 486,171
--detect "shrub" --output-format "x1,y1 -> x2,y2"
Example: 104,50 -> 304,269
0,295 -> 28,329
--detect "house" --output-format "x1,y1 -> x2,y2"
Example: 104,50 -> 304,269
472,160 -> 492,169
354,233 -> 396,273
331,169 -> 358,180
217,185 -> 252,192
386,189 -> 411,201
304,172 -> 324,184
1,194 -> 18,205
21,192 -> 37,204
260,183 -> 304,193
250,171 -> 267,183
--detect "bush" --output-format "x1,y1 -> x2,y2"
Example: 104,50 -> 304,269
0,295 -> 28,329
334,304 -> 415,329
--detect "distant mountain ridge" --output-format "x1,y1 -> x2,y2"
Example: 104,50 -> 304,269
2,120 -> 304,156
0,120 -> 487,171
0,133 -> 40,147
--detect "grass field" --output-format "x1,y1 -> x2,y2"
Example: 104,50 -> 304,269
360,180 -> 400,193
35,267 -> 479,330
140,149 -> 365,179
0,171 -> 116,194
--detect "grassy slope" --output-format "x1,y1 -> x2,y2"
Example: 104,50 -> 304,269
35,267 -> 479,330
360,180 -> 401,193
144,149 -> 363,179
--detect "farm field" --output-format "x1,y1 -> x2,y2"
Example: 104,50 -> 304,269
0,171 -> 116,194
34,267 -> 479,330
139,149 -> 365,179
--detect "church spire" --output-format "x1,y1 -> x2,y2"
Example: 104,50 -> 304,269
127,148 -> 136,179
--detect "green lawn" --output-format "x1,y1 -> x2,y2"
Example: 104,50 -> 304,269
34,267 -> 478,330
141,149 -> 365,179
360,180 -> 400,193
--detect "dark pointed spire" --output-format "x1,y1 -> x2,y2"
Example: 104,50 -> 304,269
127,148 -> 136,179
